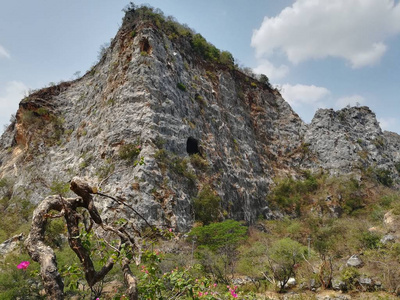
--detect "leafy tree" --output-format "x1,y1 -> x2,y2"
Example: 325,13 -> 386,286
264,238 -> 307,292
219,51 -> 234,67
259,74 -> 270,86
189,220 -> 248,282
193,185 -> 221,225
189,220 -> 247,252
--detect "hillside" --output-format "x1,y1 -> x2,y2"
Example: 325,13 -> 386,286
1,4 -> 400,299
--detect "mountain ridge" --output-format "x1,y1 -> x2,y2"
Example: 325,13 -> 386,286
0,5 -> 399,233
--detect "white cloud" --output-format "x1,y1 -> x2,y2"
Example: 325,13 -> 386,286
0,81 -> 28,128
252,59 -> 289,80
378,117 -> 397,131
0,45 -> 10,59
251,0 -> 400,68
280,83 -> 330,108
335,95 -> 366,108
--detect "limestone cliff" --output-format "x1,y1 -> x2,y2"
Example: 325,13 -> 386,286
0,7 -> 399,232
303,106 -> 400,183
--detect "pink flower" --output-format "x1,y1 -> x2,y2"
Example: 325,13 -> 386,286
169,228 -> 172,232
17,261 -> 30,270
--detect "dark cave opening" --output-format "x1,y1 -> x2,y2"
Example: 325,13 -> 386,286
186,137 -> 200,155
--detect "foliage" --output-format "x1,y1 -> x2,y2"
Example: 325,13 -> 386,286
189,221 -> 247,283
373,168 -> 393,187
137,248 -> 248,299
341,267 -> 360,290
190,153 -> 209,171
0,253 -> 43,299
189,220 -> 247,253
335,177 -> 364,215
0,178 -> 34,242
125,5 -> 235,68
395,161 -> 400,174
119,141 -> 142,163
177,82 -> 187,91
19,106 -> 65,146
155,149 -> 196,182
265,237 -> 307,292
193,185 -> 221,225
358,231 -> 381,250
259,74 -> 270,86
219,51 -> 235,67
50,179 -> 70,197
267,172 -> 319,213
191,33 -> 220,62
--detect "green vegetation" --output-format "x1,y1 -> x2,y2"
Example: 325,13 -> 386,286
189,220 -> 248,283
190,153 -> 209,171
19,106 -> 65,147
124,4 -> 235,68
0,177 -> 34,242
177,82 -> 187,91
0,253 -> 43,299
193,185 -> 221,225
4,177 -> 400,298
119,141 -> 142,163
266,238 -> 307,292
267,171 -> 318,213
154,149 -> 196,183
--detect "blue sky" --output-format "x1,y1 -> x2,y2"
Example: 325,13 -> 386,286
0,0 -> 399,133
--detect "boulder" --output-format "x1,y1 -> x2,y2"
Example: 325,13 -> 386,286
0,233 -> 23,256
346,254 -> 363,268
380,234 -> 395,244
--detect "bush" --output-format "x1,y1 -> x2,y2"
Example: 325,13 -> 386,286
266,238 -> 307,292
0,253 -> 43,299
189,220 -> 247,253
374,168 -> 393,187
267,173 -> 319,213
189,220 -> 248,281
189,153 -> 209,171
193,185 -> 221,225
119,142 -> 141,162
219,51 -> 234,67
359,231 -> 381,249
191,33 -> 219,62
176,82 -> 186,91
341,267 -> 360,290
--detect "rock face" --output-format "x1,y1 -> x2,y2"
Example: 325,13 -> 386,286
0,7 -> 399,232
304,106 -> 400,178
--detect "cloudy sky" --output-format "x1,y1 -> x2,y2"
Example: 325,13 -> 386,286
1,0 -> 399,133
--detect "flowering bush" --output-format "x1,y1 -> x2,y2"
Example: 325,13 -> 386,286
135,248 -> 249,299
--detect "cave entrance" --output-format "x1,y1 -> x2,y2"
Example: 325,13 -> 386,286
186,137 -> 200,155
139,38 -> 152,55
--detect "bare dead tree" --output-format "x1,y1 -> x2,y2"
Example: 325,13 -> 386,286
24,177 -> 142,300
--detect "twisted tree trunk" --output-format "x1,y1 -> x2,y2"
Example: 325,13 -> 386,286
24,195 -> 65,299
24,177 -> 139,299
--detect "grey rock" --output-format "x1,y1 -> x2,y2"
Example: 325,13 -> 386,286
358,276 -> 376,291
0,233 -> 23,256
332,278 -> 347,291
346,255 -> 363,268
381,234 -> 395,244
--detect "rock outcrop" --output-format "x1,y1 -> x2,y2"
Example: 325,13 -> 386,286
303,106 -> 400,179
0,6 -> 399,233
